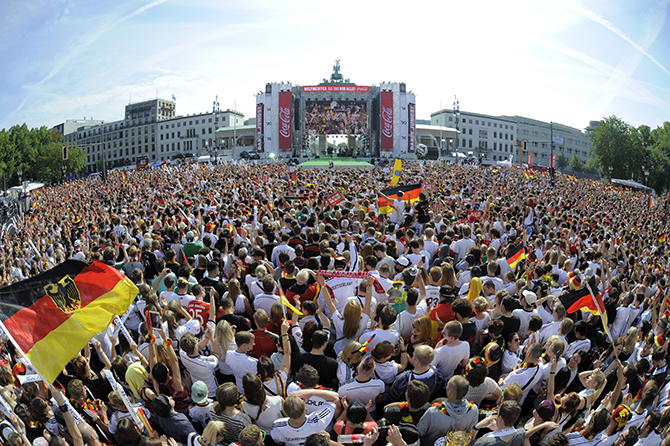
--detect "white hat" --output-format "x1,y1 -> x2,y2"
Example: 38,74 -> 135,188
522,290 -> 537,305
74,239 -> 81,247
397,256 -> 410,267
185,319 -> 201,335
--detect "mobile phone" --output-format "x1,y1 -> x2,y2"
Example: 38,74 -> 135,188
148,311 -> 161,329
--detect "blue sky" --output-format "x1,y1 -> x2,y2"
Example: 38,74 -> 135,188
1,0 -> 668,133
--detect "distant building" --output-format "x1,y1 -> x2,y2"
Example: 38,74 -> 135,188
59,98 -> 245,173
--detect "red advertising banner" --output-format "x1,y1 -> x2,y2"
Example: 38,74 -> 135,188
256,103 -> 264,152
302,85 -> 370,92
408,103 -> 416,153
326,192 -> 345,206
381,92 -> 394,152
278,92 -> 292,152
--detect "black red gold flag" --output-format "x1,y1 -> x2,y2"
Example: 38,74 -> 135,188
378,184 -> 422,215
0,260 -> 138,383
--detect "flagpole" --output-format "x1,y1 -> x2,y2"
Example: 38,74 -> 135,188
584,279 -> 622,366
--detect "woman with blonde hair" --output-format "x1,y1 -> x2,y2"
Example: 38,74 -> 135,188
318,275 -> 372,354
215,319 -> 237,383
187,420 -> 228,446
337,340 -> 363,386
224,278 -> 252,316
405,315 -> 433,358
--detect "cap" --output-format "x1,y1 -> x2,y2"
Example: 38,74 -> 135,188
334,256 -> 347,269
185,319 -> 201,335
522,290 -> 537,306
152,395 -> 171,418
618,260 -> 626,268
191,381 -> 209,404
407,266 -> 418,277
483,343 -> 503,364
397,256 -> 410,267
570,244 -> 577,254
186,231 -> 195,242
74,239 -> 81,247
536,400 -> 556,421
439,285 -> 455,298
567,270 -> 581,290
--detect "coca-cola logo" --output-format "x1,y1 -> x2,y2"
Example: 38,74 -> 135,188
381,106 -> 393,138
279,106 -> 291,138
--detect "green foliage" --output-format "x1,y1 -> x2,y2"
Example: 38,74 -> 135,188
569,153 -> 583,172
0,124 -> 87,186
589,117 -> 670,193
556,153 -> 569,170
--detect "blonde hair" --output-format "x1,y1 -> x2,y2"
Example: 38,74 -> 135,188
202,420 -> 228,445
338,341 -> 362,367
228,278 -> 241,301
472,296 -> 489,312
413,345 -> 435,365
342,300 -> 362,339
215,320 -> 235,359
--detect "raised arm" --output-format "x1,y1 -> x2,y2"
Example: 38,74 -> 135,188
317,274 -> 337,317
363,277 -> 373,317
50,386 -> 84,446
279,320 -> 292,376
91,338 -> 112,371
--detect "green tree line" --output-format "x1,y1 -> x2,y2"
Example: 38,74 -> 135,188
589,116 -> 670,193
0,124 -> 86,187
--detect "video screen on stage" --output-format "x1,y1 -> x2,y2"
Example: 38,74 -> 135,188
304,100 -> 367,135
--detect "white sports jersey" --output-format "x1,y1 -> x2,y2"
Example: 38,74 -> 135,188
271,402 -> 336,446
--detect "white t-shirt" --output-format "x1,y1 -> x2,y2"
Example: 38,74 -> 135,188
424,285 -> 441,309
432,342 -> 470,380
338,378 -> 386,413
254,293 -> 280,316
179,350 -> 219,397
241,395 -> 284,433
337,361 -> 357,387
160,290 -> 181,307
271,402 -> 336,446
512,308 -> 538,337
374,360 -> 401,384
225,350 -> 259,393
393,304 -> 428,339
358,328 -> 400,355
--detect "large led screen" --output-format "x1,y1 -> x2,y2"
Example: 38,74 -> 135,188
304,100 -> 367,135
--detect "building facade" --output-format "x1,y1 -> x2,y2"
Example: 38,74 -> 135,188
57,98 -> 245,173
431,110 -> 518,162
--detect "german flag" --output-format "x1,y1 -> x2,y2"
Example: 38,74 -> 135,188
121,171 -> 127,182
659,235 -> 666,243
506,243 -> 526,270
0,260 -> 138,383
559,277 -> 606,319
378,184 -> 421,215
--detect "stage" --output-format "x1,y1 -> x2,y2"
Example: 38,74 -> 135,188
298,157 -> 374,169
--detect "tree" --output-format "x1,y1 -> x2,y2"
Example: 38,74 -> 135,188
556,153 -> 569,170
589,116 -> 633,179
569,153 -> 583,172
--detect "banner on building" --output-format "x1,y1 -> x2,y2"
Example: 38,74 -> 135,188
479,129 -> 488,139
256,104 -> 264,152
302,86 -> 370,92
552,135 -> 565,146
408,103 -> 416,153
380,92 -> 394,152
278,92 -> 292,152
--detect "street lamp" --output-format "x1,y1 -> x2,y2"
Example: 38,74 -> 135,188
453,96 -> 460,153
643,165 -> 650,187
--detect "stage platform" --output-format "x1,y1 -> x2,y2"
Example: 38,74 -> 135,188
298,157 -> 374,169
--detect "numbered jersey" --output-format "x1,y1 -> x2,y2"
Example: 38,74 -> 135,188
186,300 -> 210,327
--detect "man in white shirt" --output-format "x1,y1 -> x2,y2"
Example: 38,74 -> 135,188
271,389 -> 340,446
338,357 -> 386,413
480,261 -> 504,292
224,331 -> 258,393
537,301 -> 567,345
500,342 -> 544,405
451,225 -> 475,263
512,290 -> 539,337
358,304 -> 400,354
271,234 -> 296,268
432,321 -> 470,380
179,328 -> 221,398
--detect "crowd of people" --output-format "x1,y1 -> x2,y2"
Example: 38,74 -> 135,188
0,159 -> 669,446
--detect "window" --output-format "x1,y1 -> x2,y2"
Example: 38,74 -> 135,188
209,118 -> 212,123
469,129 -> 472,135
469,140 -> 473,148
488,122 -> 491,126
511,126 -> 514,130
494,132 -> 497,138
202,128 -> 206,134
208,128 -> 212,134
177,131 -> 180,137
505,125 -> 509,129
172,132 -> 175,138
494,142 -> 497,150
494,123 -> 497,128
177,123 -> 180,127
469,119 -> 473,124
476,120 -> 479,125
189,121 -> 192,125
177,142 -> 180,150
448,117 -> 452,122
196,120 -> 199,124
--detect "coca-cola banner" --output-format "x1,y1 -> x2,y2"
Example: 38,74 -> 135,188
256,103 -> 264,152
302,85 -> 370,92
380,91 -> 394,152
408,103 -> 416,153
278,92 -> 292,152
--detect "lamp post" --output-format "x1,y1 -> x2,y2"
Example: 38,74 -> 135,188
16,168 -> 23,213
453,96 -> 460,153
643,165 -> 650,187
